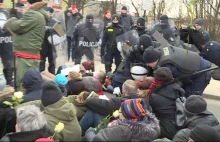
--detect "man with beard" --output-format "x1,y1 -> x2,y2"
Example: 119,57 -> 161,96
151,15 -> 175,45
119,6 -> 134,32
101,14 -> 124,73
73,14 -> 100,71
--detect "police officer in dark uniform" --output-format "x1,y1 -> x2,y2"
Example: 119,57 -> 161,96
180,25 -> 220,67
143,46 -> 211,97
0,6 -> 13,85
151,15 -> 176,45
73,14 -> 100,71
39,7 -> 58,74
130,17 -> 149,36
101,14 -> 124,73
123,34 -> 153,78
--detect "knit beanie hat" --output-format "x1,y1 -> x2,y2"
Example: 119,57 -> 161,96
154,67 -> 173,82
54,74 -> 68,87
189,125 -> 220,141
121,99 -> 147,120
82,61 -> 94,71
72,5 -> 77,11
159,15 -> 169,25
138,34 -> 153,51
41,81 -> 62,107
121,6 -> 127,11
137,17 -> 145,27
69,71 -> 82,81
184,95 -> 207,118
112,14 -> 120,22
143,46 -> 161,63
27,0 -> 42,4
194,18 -> 204,27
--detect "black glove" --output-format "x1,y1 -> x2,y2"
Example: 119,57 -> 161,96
9,9 -> 18,18
179,24 -> 205,51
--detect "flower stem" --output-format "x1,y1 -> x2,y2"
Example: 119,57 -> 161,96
51,132 -> 56,139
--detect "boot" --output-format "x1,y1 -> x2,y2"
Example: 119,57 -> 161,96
48,62 -> 55,75
3,68 -> 13,85
105,63 -> 112,73
39,60 -> 46,72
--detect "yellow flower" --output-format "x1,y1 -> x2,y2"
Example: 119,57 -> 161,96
113,110 -> 119,118
54,122 -> 64,133
14,91 -> 23,99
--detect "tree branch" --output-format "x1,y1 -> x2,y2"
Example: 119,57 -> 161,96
130,0 -> 139,16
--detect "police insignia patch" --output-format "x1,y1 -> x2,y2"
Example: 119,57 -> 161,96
163,47 -> 170,56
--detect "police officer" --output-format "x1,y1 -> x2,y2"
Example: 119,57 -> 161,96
0,4 -> 13,85
123,34 -> 153,78
101,14 -> 124,73
194,18 -> 211,42
39,7 -> 58,74
151,15 -> 176,45
73,14 -> 99,71
180,24 -> 220,67
130,17 -> 149,36
143,46 -> 211,97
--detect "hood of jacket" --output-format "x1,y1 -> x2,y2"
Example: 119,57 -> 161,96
26,1 -> 50,22
186,110 -> 220,129
43,97 -> 76,121
153,80 -> 185,100
116,112 -> 160,141
23,70 -> 43,94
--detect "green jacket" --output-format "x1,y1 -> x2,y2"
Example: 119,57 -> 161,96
6,1 -> 50,56
19,97 -> 82,141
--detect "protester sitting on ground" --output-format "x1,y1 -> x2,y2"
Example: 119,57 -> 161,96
173,95 -> 220,141
79,80 -> 152,134
0,105 -> 52,141
0,76 -> 14,101
188,125 -> 220,142
54,74 -> 68,96
66,71 -> 85,95
149,67 -> 185,139
22,69 -> 43,103
82,71 -> 106,95
83,98 -> 160,141
21,82 -> 82,141
136,77 -> 154,102
0,99 -> 16,139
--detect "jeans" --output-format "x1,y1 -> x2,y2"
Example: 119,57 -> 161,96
67,36 -> 75,61
79,110 -> 106,135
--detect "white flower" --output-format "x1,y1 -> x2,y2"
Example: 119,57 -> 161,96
14,91 -> 23,99
54,122 -> 64,133
113,110 -> 119,118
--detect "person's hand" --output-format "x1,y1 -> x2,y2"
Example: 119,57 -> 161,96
75,8 -> 78,13
75,95 -> 83,103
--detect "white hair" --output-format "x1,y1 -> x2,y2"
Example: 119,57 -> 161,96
16,105 -> 47,132
122,80 -> 138,96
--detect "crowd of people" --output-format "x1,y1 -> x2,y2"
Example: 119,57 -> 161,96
0,0 -> 220,141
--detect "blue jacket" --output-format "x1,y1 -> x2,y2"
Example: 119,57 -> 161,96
22,69 -> 43,103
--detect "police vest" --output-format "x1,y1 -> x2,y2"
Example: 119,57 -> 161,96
78,27 -> 99,48
157,46 -> 201,78
0,36 -> 12,43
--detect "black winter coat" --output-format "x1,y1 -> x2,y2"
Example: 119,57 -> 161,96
85,95 -> 151,116
0,127 -> 52,142
173,110 -> 220,141
149,81 -> 185,140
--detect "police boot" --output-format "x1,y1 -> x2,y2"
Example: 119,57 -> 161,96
39,60 -> 46,72
3,68 -> 13,85
105,63 -> 112,73
48,62 -> 56,75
